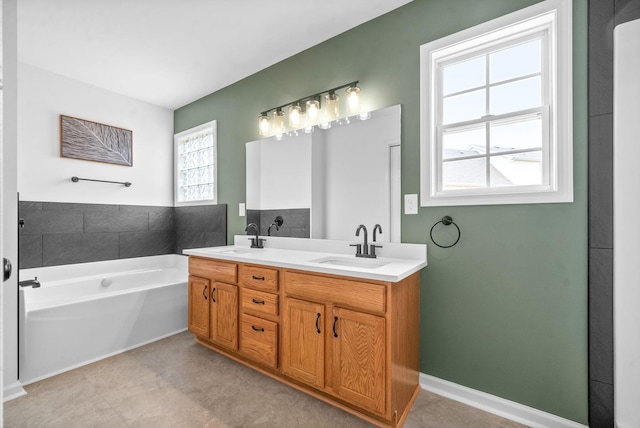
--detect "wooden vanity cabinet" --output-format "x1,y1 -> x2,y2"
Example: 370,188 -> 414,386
188,256 -> 420,428
282,271 -> 388,416
187,258 -> 239,351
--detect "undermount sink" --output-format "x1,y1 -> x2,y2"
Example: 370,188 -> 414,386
311,256 -> 389,269
219,249 -> 253,255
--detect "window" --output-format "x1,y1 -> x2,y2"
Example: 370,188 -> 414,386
174,120 -> 217,206
420,0 -> 572,206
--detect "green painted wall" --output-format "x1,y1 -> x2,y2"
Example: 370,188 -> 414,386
174,0 -> 588,423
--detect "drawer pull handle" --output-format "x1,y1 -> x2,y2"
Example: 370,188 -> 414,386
315,313 -> 321,334
202,285 -> 208,300
252,275 -> 265,281
211,287 -> 216,303
333,316 -> 339,338
251,325 -> 265,332
252,298 -> 265,305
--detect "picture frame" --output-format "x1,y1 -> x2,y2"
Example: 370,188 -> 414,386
60,115 -> 133,166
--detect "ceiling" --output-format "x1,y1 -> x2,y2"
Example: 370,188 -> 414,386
17,0 -> 413,110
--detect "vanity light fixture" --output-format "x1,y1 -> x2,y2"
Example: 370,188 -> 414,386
258,113 -> 270,136
273,108 -> 286,134
324,90 -> 339,120
306,96 -> 321,123
257,81 -> 360,136
289,102 -> 302,128
346,83 -> 361,114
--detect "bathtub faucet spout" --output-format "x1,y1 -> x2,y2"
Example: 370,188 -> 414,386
19,277 -> 40,288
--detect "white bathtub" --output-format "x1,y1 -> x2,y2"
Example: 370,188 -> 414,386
19,254 -> 188,385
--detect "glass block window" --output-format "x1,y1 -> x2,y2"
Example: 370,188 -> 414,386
174,120 -> 217,206
420,0 -> 573,207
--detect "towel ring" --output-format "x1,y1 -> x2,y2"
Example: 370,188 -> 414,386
430,216 -> 461,248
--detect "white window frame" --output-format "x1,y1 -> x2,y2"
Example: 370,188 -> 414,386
420,0 -> 572,207
174,120 -> 218,207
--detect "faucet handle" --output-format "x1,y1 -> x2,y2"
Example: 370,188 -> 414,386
369,244 -> 383,258
249,237 -> 267,248
349,243 -> 362,256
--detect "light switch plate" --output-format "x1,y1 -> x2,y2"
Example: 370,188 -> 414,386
239,202 -> 246,217
404,194 -> 418,215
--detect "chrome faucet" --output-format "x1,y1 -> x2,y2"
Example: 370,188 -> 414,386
245,223 -> 265,248
19,277 -> 41,288
351,224 -> 370,258
351,224 -> 383,258
267,223 -> 278,236
267,215 -> 284,236
373,224 -> 382,242
371,224 -> 383,257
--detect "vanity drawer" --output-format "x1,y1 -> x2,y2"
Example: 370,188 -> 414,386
189,257 -> 237,283
284,271 -> 386,314
240,314 -> 278,369
241,265 -> 279,292
243,288 -> 279,316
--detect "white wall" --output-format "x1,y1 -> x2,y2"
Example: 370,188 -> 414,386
613,17 -> 640,428
18,63 -> 174,206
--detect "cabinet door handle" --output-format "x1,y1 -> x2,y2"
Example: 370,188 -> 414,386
251,325 -> 265,332
333,316 -> 339,338
252,275 -> 265,281
315,313 -> 321,334
202,285 -> 208,300
211,287 -> 216,303
251,298 -> 265,305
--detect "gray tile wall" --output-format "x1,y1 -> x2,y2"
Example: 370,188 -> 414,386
588,1 -> 640,426
19,201 -> 227,268
246,209 -> 310,239
174,205 -> 227,254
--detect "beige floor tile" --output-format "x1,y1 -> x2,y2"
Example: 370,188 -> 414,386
4,331 -> 529,428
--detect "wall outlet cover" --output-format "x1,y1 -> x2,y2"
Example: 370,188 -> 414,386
405,194 -> 418,215
239,202 -> 246,217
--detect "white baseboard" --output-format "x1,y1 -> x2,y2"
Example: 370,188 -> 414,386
420,373 -> 588,428
3,381 -> 26,402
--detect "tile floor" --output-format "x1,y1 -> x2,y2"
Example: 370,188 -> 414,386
4,331 -> 526,427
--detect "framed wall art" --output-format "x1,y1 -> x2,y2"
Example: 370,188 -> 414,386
60,115 -> 133,166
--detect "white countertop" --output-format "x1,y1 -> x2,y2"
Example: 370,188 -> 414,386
183,236 -> 428,282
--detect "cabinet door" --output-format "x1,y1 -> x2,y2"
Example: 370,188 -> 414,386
188,275 -> 210,337
282,298 -> 325,389
332,307 -> 386,415
209,281 -> 238,351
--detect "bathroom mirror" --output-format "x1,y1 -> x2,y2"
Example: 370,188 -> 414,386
246,104 -> 401,242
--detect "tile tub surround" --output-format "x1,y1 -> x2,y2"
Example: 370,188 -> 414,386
3,331 -> 527,428
18,201 -> 227,268
588,0 -> 640,425
247,208 -> 310,238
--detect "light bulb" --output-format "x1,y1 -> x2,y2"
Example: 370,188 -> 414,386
324,91 -> 339,120
306,98 -> 320,123
346,85 -> 361,114
273,109 -> 285,133
289,103 -> 302,128
258,114 -> 270,136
